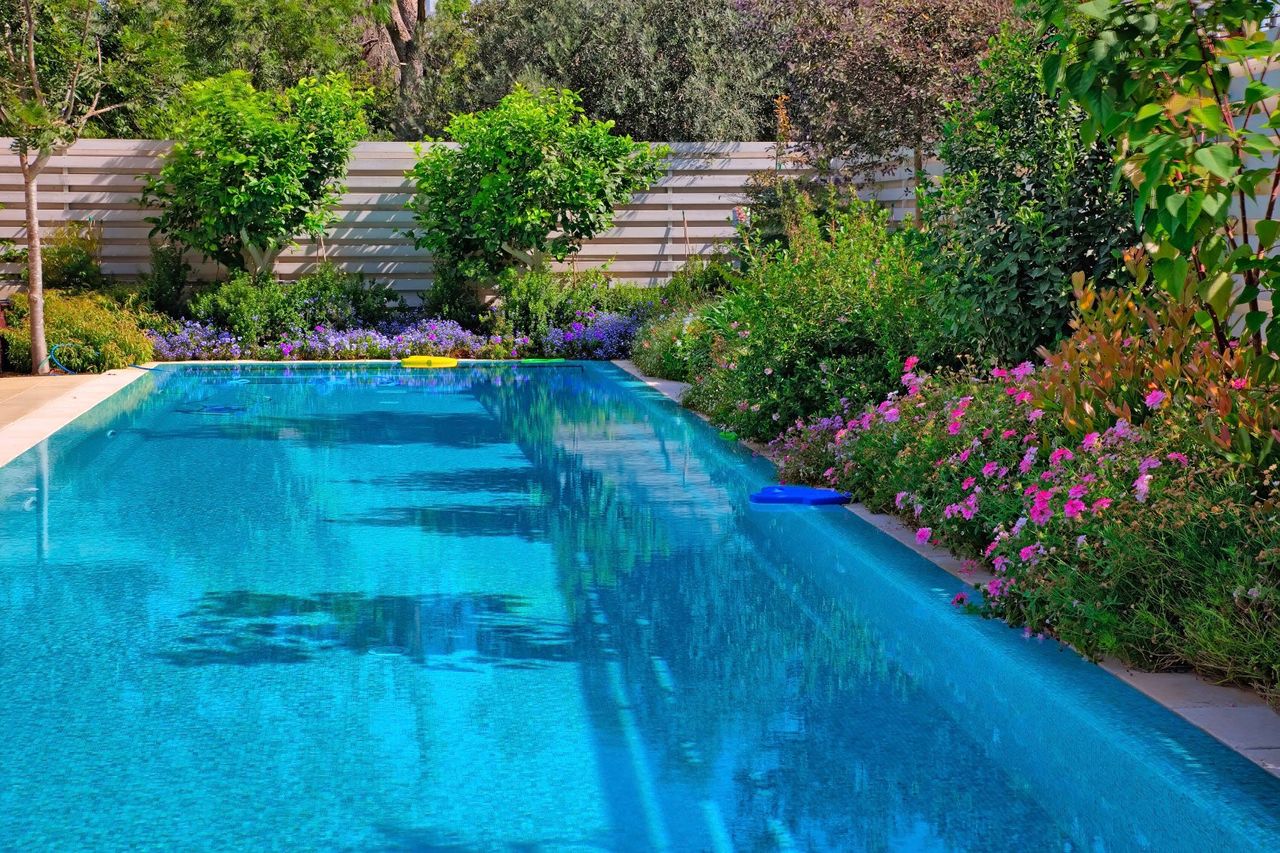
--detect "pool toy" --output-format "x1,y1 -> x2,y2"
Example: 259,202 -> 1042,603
749,485 -> 851,506
401,355 -> 459,369
521,358 -> 566,364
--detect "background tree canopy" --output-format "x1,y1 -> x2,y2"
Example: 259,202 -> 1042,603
58,0 -> 1012,165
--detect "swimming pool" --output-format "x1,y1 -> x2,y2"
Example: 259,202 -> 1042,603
0,362 -> 1277,851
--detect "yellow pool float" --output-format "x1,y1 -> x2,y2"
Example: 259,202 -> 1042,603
400,355 -> 459,369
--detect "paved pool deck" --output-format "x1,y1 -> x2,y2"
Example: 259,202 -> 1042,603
1,360 -> 1277,779
611,359 -> 1280,779
0,369 -> 152,467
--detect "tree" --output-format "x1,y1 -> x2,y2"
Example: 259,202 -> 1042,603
142,73 -> 368,277
1,0 -> 181,374
456,0 -> 778,142
403,87 -> 669,318
917,24 -> 1137,362
1037,0 -> 1280,359
739,0 -> 1011,178
362,0 -> 474,139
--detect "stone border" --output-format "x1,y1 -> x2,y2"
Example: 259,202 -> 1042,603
0,367 -> 153,468
611,359 -> 1280,778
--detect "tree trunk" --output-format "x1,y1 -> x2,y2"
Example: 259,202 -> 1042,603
20,151 -> 49,376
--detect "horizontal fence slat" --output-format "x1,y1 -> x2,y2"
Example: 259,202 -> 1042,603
0,136 -> 916,287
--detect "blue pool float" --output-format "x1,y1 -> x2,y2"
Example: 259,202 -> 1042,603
749,485 -> 851,506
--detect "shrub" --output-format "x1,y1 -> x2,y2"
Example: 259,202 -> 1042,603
681,197 -> 939,441
148,317 -> 513,361
774,347 -> 1280,702
404,87 -> 668,320
541,311 -> 640,360
34,223 -> 105,291
494,267 -> 656,346
189,273 -> 297,346
143,242 -> 193,317
632,312 -> 701,382
188,266 -> 401,347
287,264 -> 401,331
0,292 -> 153,372
916,25 -> 1135,363
143,72 -> 368,276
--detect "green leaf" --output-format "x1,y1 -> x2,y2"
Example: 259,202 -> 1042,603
1255,219 -> 1280,249
1076,0 -> 1114,20
1193,144 -> 1238,180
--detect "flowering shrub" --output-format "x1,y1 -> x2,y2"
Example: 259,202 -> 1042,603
678,198 -> 938,441
541,311 -> 640,360
148,318 -> 521,361
774,356 -> 1280,702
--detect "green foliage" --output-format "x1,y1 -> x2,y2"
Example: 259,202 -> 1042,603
34,222 -> 105,291
917,24 -> 1136,362
0,292 -> 153,372
189,265 -> 400,346
632,312 -> 703,382
1035,268 -> 1280,477
493,267 -> 656,341
681,198 -> 939,441
1038,0 -> 1280,356
403,87 -> 668,318
454,0 -> 778,142
179,0 -> 368,95
143,72 -> 368,276
775,358 -> 1280,703
143,241 -> 193,317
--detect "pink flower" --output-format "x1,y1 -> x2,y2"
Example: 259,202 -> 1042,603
1068,483 -> 1088,499
1166,452 -> 1188,466
882,407 -> 900,423
903,355 -> 920,372
1019,544 -> 1039,562
1049,447 -> 1074,467
962,477 -> 977,490
764,367 -> 773,376
1133,474 -> 1153,502
1063,498 -> 1087,518
986,578 -> 1011,599
1011,361 -> 1036,381
1001,429 -> 1018,440
948,420 -> 962,435
1230,377 -> 1247,390
1139,456 -> 1162,474
993,555 -> 1009,573
1090,497 -> 1112,514
1019,446 -> 1039,474
951,591 -> 969,606
1030,503 -> 1053,525
916,527 -> 932,545
1015,391 -> 1033,405
1144,389 -> 1167,408
1028,408 -> 1045,422
991,367 -> 1009,380
1082,432 -> 1101,451
895,491 -> 911,509
982,461 -> 1001,478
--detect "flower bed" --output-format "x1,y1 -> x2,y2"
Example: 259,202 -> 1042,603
774,356 -> 1280,703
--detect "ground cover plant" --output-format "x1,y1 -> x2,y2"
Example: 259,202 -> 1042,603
771,278 -> 1280,703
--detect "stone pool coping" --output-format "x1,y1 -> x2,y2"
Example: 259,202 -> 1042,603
2,359 -> 1276,778
611,358 -> 1280,779
0,368 -> 152,467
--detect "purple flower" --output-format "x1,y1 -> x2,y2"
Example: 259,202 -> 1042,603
1144,389 -> 1167,408
915,527 -> 932,545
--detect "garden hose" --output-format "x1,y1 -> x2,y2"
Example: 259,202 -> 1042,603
37,343 -> 92,375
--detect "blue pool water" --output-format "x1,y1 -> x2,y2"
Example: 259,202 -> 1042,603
1,362 -> 1278,851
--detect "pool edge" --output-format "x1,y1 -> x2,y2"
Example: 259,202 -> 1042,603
610,358 -> 1280,780
0,365 -> 154,468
